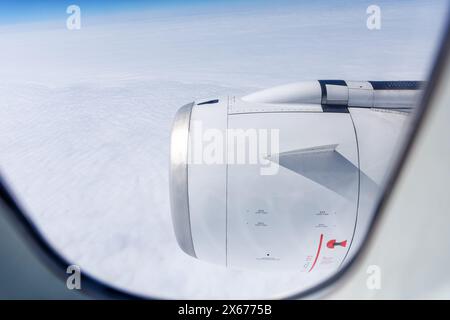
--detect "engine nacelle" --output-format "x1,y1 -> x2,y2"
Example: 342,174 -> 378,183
169,80 -> 423,272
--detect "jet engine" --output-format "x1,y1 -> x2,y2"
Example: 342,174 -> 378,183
169,80 -> 424,272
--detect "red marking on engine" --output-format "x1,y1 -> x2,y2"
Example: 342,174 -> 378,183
327,239 -> 347,249
308,234 -> 323,272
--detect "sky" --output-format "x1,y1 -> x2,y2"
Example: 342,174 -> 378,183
0,0 -> 274,24
0,0 -> 430,25
0,0 -> 448,299
0,0 -> 181,23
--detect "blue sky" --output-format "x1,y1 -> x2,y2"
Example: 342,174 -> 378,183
0,0 -> 268,24
0,0 -> 187,23
0,0 -> 407,25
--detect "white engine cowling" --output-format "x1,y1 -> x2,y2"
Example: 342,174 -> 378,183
169,80 -> 423,272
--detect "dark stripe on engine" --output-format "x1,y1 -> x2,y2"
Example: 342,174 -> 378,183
369,81 -> 425,90
322,104 -> 349,113
319,80 -> 347,86
319,80 -> 327,105
318,80 -> 349,113
197,99 -> 219,105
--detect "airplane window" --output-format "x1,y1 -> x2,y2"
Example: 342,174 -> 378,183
0,0 -> 448,299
